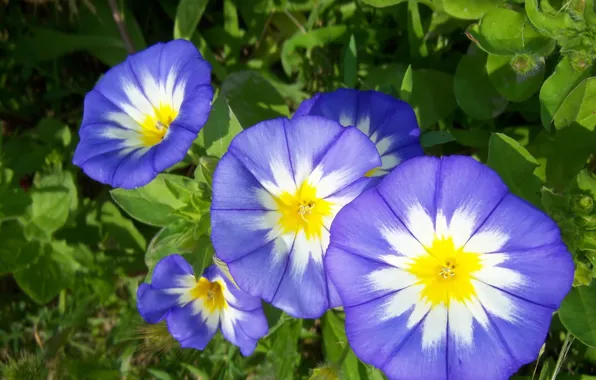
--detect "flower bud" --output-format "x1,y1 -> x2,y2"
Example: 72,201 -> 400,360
509,54 -> 543,76
309,364 -> 341,380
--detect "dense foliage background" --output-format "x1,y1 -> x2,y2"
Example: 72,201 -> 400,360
2,0 -> 596,378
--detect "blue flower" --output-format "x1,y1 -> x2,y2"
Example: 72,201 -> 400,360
325,155 -> 574,380
137,255 -> 268,356
294,89 -> 423,180
210,116 -> 381,318
73,40 -> 213,189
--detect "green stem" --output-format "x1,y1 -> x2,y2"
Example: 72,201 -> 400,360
335,342 -> 351,368
551,332 -> 575,380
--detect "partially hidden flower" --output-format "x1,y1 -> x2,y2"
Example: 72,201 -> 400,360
294,89 -> 423,180
136,254 -> 268,356
73,39 -> 213,189
211,116 -> 381,318
325,155 -> 574,380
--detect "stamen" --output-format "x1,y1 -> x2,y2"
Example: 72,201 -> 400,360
297,201 -> 315,222
439,261 -> 456,279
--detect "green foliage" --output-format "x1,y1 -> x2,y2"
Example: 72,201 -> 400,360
3,0 -> 596,378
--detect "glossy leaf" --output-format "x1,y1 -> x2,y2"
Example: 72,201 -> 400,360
221,71 -> 290,128
554,77 -> 596,131
174,0 -> 209,40
111,174 -> 198,226
560,282 -> 596,348
467,8 -> 554,56
488,133 -> 542,208
454,50 -> 507,120
486,54 -> 545,102
194,95 -> 243,158
443,0 -> 500,20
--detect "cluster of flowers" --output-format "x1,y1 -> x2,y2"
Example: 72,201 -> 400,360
74,40 -> 574,380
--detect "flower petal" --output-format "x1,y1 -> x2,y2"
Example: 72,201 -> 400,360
136,284 -> 179,323
166,301 -> 219,350
220,306 -> 268,356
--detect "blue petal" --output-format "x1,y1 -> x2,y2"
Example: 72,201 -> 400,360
220,306 -> 268,356
136,283 -> 180,323
166,303 -> 218,350
151,254 -> 194,289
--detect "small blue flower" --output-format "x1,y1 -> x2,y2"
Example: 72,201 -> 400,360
73,40 -> 214,189
210,116 -> 381,318
294,89 -> 423,180
325,155 -> 574,380
137,255 -> 268,356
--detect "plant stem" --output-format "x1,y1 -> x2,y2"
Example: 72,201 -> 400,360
551,332 -> 575,380
107,0 -> 135,54
335,342 -> 351,368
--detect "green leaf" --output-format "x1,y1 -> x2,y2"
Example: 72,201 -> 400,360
24,183 -> 70,240
12,27 -> 124,63
553,77 -> 596,131
269,318 -> 303,380
36,171 -> 79,219
454,50 -> 507,120
174,0 -> 209,40
407,0 -> 429,61
343,34 -> 358,88
400,67 -> 457,129
487,133 -> 542,208
321,311 -> 365,380
560,281 -> 596,348
111,174 -> 198,226
538,357 -> 555,380
194,95 -> 243,158
467,8 -> 554,56
525,0 -> 578,39
0,168 -> 30,221
540,57 -> 591,130
281,25 -> 348,76
443,0 -> 500,20
420,130 -> 455,147
147,369 -> 173,380
100,202 -> 146,253
486,54 -> 545,102
359,0 -> 407,7
362,63 -> 408,93
198,156 -> 219,188
14,241 -> 78,304
0,221 -> 43,275
221,71 -> 290,128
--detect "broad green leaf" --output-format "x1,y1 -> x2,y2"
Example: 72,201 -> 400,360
321,311 -> 364,380
359,0 -> 407,7
487,133 -> 542,208
540,57 -> 591,130
577,170 -> 596,198
269,318 -> 303,380
362,63 -> 408,94
221,71 -> 290,128
147,369 -> 173,380
400,67 -> 457,129
100,202 -> 146,253
12,27 -> 123,63
343,34 -> 358,88
560,281 -> 596,348
0,221 -> 43,275
525,0 -> 578,39
174,0 -> 209,40
420,131 -> 455,147
111,174 -> 197,226
443,0 -> 500,20
281,25 -> 348,76
554,77 -> 596,131
24,184 -> 70,240
194,95 -> 243,157
454,50 -> 507,120
35,171 -> 79,219
467,8 -> 554,56
0,168 -> 30,221
14,241 -> 78,304
486,54 -> 545,102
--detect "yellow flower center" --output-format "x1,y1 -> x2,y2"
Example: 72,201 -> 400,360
364,167 -> 380,177
275,181 -> 332,240
139,103 -> 177,146
189,278 -> 227,313
407,237 -> 482,306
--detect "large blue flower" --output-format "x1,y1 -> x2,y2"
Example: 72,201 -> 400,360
325,156 -> 574,380
137,255 -> 268,356
73,40 -> 213,189
294,89 -> 423,179
211,116 -> 381,318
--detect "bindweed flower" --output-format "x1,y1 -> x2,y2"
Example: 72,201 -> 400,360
211,116 -> 381,318
73,40 -> 213,189
136,254 -> 268,356
325,156 -> 574,380
294,89 -> 423,180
